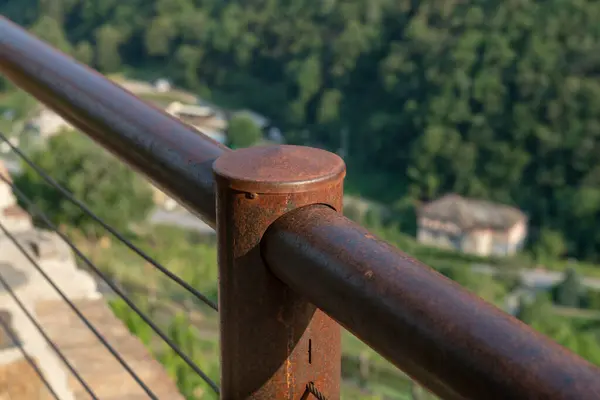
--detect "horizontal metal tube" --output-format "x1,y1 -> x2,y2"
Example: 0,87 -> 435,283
263,205 -> 600,400
0,17 -> 227,226
5,16 -> 600,400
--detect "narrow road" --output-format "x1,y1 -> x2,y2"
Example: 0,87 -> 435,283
471,263 -> 600,290
472,263 -> 600,315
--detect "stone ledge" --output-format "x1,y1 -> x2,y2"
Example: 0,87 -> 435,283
35,299 -> 185,400
0,356 -> 54,400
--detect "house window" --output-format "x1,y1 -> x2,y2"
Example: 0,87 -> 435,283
492,241 -> 508,256
450,235 -> 462,251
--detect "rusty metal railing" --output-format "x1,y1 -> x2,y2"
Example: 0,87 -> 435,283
2,16 -> 600,400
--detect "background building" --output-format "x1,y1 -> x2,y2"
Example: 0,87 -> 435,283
165,101 -> 227,144
417,194 -> 527,257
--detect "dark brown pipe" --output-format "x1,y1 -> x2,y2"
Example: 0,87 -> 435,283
263,204 -> 600,400
5,15 -> 600,400
0,16 -> 227,226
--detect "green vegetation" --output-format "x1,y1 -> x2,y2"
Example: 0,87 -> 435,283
89,224 -> 427,399
110,298 -> 220,399
554,268 -> 584,308
0,90 -> 37,121
5,133 -> 593,397
517,293 -> 600,365
4,0 -> 600,397
534,229 -> 569,263
226,113 -> 262,149
67,213 -> 597,399
4,0 -> 600,262
72,224 -> 219,307
15,132 -> 154,237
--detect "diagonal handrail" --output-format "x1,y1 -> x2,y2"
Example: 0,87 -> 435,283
0,16 -> 227,227
2,15 -> 600,400
263,204 -> 600,399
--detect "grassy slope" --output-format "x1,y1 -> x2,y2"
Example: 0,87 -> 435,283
75,224 -> 425,398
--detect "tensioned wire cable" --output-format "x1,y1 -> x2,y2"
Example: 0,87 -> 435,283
0,174 -> 220,394
0,249 -> 99,399
0,131 -> 217,312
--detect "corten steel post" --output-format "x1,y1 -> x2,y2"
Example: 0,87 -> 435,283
213,145 -> 343,399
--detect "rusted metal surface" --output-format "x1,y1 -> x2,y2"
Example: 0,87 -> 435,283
4,15 -> 600,400
0,16 -> 226,226
213,146 -> 343,399
263,204 -> 600,400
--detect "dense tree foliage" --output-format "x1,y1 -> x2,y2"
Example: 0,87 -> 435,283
554,268 -> 583,307
6,3 -> 600,392
226,113 -> 262,149
3,0 -> 600,261
15,131 -> 153,237
534,228 -> 568,262
517,293 -> 600,365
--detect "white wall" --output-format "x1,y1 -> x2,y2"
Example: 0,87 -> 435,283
0,185 -> 14,210
467,229 -> 493,256
507,220 -> 527,252
0,217 -> 33,233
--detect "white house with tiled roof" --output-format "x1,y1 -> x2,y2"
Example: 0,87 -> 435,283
417,194 -> 528,257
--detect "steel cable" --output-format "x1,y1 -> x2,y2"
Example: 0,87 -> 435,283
0,175 -> 220,394
0,259 -> 98,399
0,131 -> 218,312
300,382 -> 328,400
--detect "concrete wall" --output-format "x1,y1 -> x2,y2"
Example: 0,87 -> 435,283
463,229 -> 492,256
1,216 -> 33,234
0,185 -> 14,210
